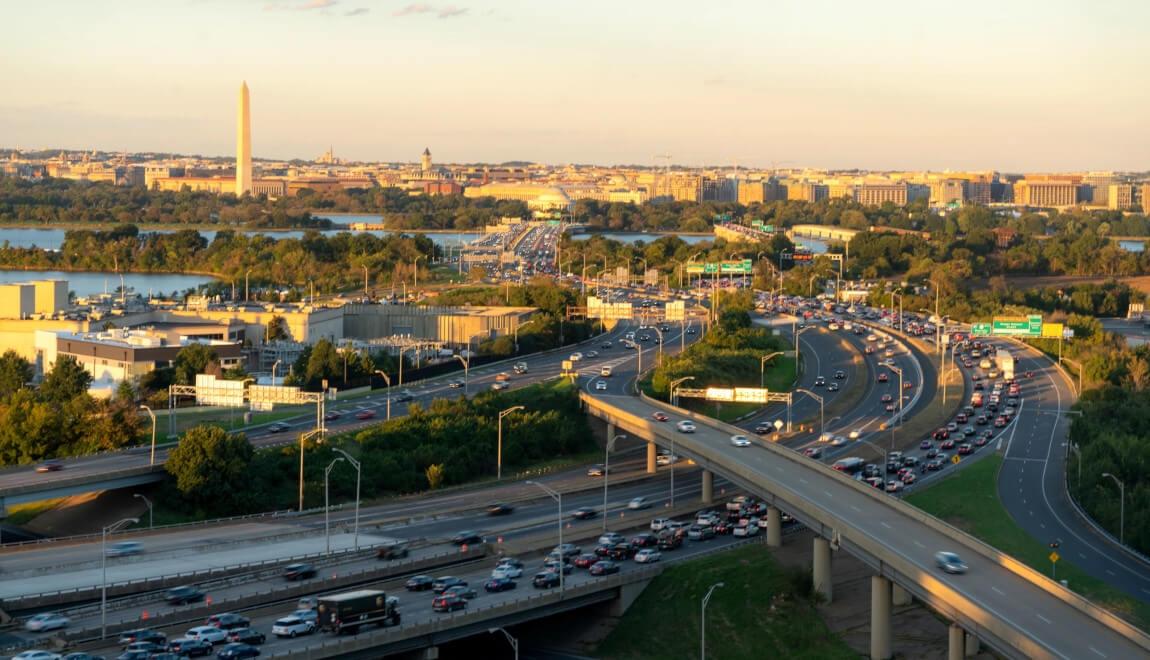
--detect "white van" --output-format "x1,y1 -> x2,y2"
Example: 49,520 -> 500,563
600,366 -> 613,377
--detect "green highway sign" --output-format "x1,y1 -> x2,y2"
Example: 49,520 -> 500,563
719,259 -> 754,274
992,315 -> 1043,337
971,322 -> 991,336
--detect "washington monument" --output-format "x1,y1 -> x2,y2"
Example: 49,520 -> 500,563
236,81 -> 252,196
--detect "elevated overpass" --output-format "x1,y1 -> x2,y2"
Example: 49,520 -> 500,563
580,391 -> 1150,660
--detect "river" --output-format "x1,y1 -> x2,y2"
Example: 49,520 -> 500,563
0,269 -> 215,299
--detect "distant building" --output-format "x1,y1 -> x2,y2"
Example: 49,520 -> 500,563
0,283 -> 35,320
464,183 -> 573,211
929,180 -> 965,206
1108,184 -> 1137,211
855,182 -> 907,206
1143,183 -> 1150,214
1013,180 -> 1076,208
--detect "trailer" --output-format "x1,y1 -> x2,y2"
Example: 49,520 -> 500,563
316,589 -> 400,634
1000,353 -> 1015,381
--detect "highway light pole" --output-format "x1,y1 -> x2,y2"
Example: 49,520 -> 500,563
888,364 -> 905,425
331,448 -> 362,550
298,429 -> 325,512
102,517 -> 139,640
453,354 -> 470,394
374,370 -> 391,420
760,352 -> 783,388
795,388 -> 824,437
133,493 -> 153,529
670,376 -> 695,407
488,627 -> 519,660
139,404 -> 156,466
701,582 -> 725,660
325,456 -> 346,555
602,431 -> 622,532
1101,472 -> 1125,544
527,480 -> 564,592
271,359 -> 282,386
498,406 -> 525,480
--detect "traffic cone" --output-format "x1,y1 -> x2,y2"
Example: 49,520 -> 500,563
461,544 -> 468,553
141,611 -> 148,620
205,596 -> 212,606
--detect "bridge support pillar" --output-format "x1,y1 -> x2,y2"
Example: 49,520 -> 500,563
891,583 -> 911,606
812,536 -> 832,603
948,624 -> 964,660
766,506 -> 782,547
701,469 -> 714,505
870,576 -> 892,660
964,632 -> 980,657
420,646 -> 440,660
646,438 -> 657,474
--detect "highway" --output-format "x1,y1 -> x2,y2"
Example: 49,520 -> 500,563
583,394 -> 1150,659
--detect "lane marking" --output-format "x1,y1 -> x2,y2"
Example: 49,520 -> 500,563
992,586 -> 1005,596
1089,647 -> 1107,658
880,522 -> 892,529
850,505 -> 861,512
823,490 -> 833,498
1036,613 -> 1052,625
913,540 -> 925,549
799,478 -> 808,484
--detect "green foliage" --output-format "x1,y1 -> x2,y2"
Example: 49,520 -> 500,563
39,355 -> 92,404
425,464 -> 445,490
0,350 -> 32,401
265,315 -> 289,341
164,425 -> 255,515
172,343 -> 220,385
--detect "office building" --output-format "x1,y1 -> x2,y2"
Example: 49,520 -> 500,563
0,283 -> 35,320
930,180 -> 966,206
1108,184 -> 1137,211
1013,180 -> 1076,208
855,182 -> 907,206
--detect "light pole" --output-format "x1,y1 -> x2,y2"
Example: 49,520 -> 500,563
888,364 -> 905,425
760,352 -> 783,388
324,456 -> 346,555
701,582 -> 725,660
374,370 -> 391,420
1060,356 -> 1084,396
139,404 -> 156,466
793,323 -> 813,359
1101,472 -> 1125,544
298,428 -> 325,512
271,359 -> 282,386
453,354 -> 470,394
244,268 -> 252,302
651,326 -> 665,365
889,290 -> 903,333
633,341 -> 643,391
133,493 -> 153,529
1068,443 -> 1082,491
102,517 -> 139,640
488,627 -> 519,660
808,273 -> 819,298
498,406 -> 526,480
413,255 -> 425,292
795,388 -> 824,437
670,376 -> 695,407
331,448 -> 362,550
513,317 -> 539,354
602,431 -> 622,532
526,480 -> 564,592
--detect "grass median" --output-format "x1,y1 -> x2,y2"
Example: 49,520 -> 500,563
595,542 -> 855,660
906,455 -> 1150,630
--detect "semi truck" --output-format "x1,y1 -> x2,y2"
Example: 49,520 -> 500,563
316,589 -> 400,634
1000,353 -> 1015,381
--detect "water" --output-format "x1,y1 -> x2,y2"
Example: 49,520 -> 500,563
570,232 -> 712,245
1119,240 -> 1146,253
0,270 -> 215,298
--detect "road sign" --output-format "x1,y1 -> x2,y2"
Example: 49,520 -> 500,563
951,455 -> 961,465
1049,551 -> 1060,564
1041,323 -> 1065,339
971,322 -> 991,337
992,315 -> 1043,337
719,259 -> 753,274
774,420 -> 784,431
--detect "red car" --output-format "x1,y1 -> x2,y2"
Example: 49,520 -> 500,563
355,409 -> 376,420
877,373 -> 889,383
652,412 -> 669,422
572,553 -> 598,569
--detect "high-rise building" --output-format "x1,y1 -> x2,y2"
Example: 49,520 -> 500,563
236,81 -> 252,196
929,180 -> 965,206
1142,184 -> 1150,215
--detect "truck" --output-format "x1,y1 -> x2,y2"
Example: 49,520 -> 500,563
316,589 -> 400,634
999,353 -> 1015,381
832,457 -> 865,474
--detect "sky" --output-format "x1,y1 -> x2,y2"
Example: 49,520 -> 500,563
1,0 -> 1147,171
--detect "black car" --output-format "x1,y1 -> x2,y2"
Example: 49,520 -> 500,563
451,530 -> 483,545
571,507 -> 598,520
754,423 -> 772,434
405,575 -> 435,591
164,585 -> 204,605
486,503 -> 515,516
119,630 -> 167,648
532,571 -> 560,589
227,628 -> 266,645
589,560 -> 621,576
64,654 -> 106,660
608,543 -> 636,560
216,643 -> 261,659
484,577 -> 517,593
116,652 -> 151,660
208,613 -> 251,630
431,576 -> 467,593
631,533 -> 658,548
282,563 -> 316,581
377,543 -> 409,560
267,422 -> 290,433
394,391 -> 415,402
167,638 -> 212,657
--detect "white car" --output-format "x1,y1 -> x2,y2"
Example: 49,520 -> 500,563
185,625 -> 228,644
272,616 -> 316,638
634,548 -> 662,564
830,435 -> 849,447
676,420 -> 696,433
12,652 -> 61,660
569,353 -> 583,362
586,350 -> 599,358
491,565 -> 523,579
848,429 -> 862,440
655,453 -> 678,466
650,518 -> 671,532
732,522 -> 759,538
595,380 -> 608,391
491,381 -> 509,391
627,496 -> 651,510
24,613 -> 70,632
730,434 -> 751,447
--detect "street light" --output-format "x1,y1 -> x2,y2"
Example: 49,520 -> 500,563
887,364 -> 905,425
670,376 -> 695,407
413,255 -> 425,292
760,352 -> 783,388
602,430 -> 624,532
1101,472 -> 1125,544
453,354 -> 470,393
133,493 -> 153,529
139,404 -> 156,466
498,406 -> 526,480
889,290 -> 903,333
526,480 -> 564,592
488,627 -> 519,660
795,388 -> 824,437
324,456 -> 346,555
271,359 -> 282,386
513,316 -> 540,354
331,447 -> 362,550
102,517 -> 139,640
374,370 -> 391,420
298,428 -> 325,512
701,582 -> 725,660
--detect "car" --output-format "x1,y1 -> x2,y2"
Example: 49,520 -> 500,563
444,584 -> 478,600
919,439 -> 932,450
834,370 -> 846,379
122,642 -> 165,656
900,472 -> 917,485
730,434 -> 751,447
35,461 -> 64,473
354,409 -> 376,420
803,446 -> 823,459
323,410 -> 341,421
877,373 -> 888,382
24,612 -> 70,632
432,576 -> 468,593
932,428 -> 949,440
491,563 -> 523,579
62,655 -> 104,660
267,422 -> 290,433
405,575 -> 435,591
650,518 -> 671,532
830,435 -> 849,447
553,542 -> 582,559
226,628 -> 266,645
935,551 -> 968,574
485,577 -> 517,592
974,436 -> 989,447
828,382 -> 840,391
165,585 -> 204,605
627,496 -> 651,510
394,390 -> 415,402
881,394 -> 893,403
451,530 -> 483,545
676,420 -> 696,433
814,376 -> 826,387
167,638 -> 212,657
216,643 -> 261,659
377,543 -> 409,560
448,379 -> 464,389
572,553 -> 599,569
206,614 -> 250,631
586,350 -> 599,358
962,426 -> 975,436
926,448 -> 938,459
631,533 -> 658,548
13,653 -> 62,660
687,524 -> 715,541
496,557 -> 524,570
115,652 -> 149,660
491,381 -> 509,391
185,626 -> 228,644
652,411 -> 669,422
955,412 -> 968,423
572,506 -> 598,520
607,542 -> 636,560
598,532 -> 625,545
732,522 -> 759,537
587,464 -> 608,477
940,438 -> 955,450
106,542 -> 143,558
958,443 -> 974,455
656,452 -> 678,466
885,480 -> 903,493
594,380 -> 608,391
431,592 -> 468,613
486,503 -> 515,516
589,560 -> 621,575
848,429 -> 862,440
569,352 -> 583,361
926,460 -> 943,472
601,341 -> 613,349
271,617 -> 314,638
119,630 -> 167,647
533,571 -> 561,588
281,562 -> 316,581
542,559 -> 574,575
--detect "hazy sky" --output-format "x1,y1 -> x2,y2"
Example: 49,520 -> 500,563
2,0 -> 1147,171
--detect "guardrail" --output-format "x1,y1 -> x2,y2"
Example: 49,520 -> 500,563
595,391 -> 1150,658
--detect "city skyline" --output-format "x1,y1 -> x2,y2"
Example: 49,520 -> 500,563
2,1 -> 1148,170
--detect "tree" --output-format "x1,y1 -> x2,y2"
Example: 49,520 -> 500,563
165,425 -> 254,514
173,343 -> 220,385
425,463 -> 445,490
0,350 -> 32,401
266,315 -> 289,341
39,355 -> 92,404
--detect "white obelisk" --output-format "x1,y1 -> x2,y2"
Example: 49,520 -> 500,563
236,81 -> 252,196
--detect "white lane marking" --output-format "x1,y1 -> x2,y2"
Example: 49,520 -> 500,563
992,586 -> 1005,596
850,505 -> 861,512
799,478 -> 808,484
1106,569 -> 1116,577
880,522 -> 892,529
913,540 -> 925,549
1089,646 -> 1107,658
823,490 -> 833,498
1036,613 -> 1052,625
